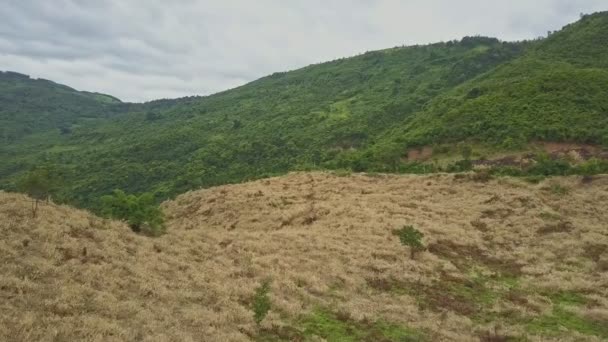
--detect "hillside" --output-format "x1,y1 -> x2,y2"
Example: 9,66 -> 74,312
1,12 -> 608,210
379,12 -> 608,152
2,172 -> 607,341
0,71 -> 123,143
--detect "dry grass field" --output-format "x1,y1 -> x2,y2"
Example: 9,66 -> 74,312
1,172 -> 608,341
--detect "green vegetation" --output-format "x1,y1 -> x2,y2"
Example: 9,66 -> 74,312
489,156 -> 608,178
527,291 -> 608,338
100,190 -> 165,236
383,13 -> 608,151
252,279 -> 272,326
394,225 -> 425,259
546,183 -> 569,195
1,12 -> 608,212
257,308 -> 425,341
0,71 -> 123,143
528,306 -> 608,338
16,167 -> 55,217
299,309 -> 424,342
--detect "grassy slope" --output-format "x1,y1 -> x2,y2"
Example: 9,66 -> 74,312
1,12 -> 607,210
2,172 -> 607,341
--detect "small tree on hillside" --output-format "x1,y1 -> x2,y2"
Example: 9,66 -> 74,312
17,168 -> 54,217
252,278 -> 272,326
394,225 -> 425,259
100,189 -> 165,236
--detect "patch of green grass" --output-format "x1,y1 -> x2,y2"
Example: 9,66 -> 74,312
545,290 -> 587,306
546,183 -> 569,195
527,307 -> 608,338
522,175 -> 546,184
387,271 -> 519,320
257,309 -> 426,342
332,169 -> 353,177
300,309 -> 425,342
526,290 -> 608,338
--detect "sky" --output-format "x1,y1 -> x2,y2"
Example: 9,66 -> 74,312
0,1 -> 605,102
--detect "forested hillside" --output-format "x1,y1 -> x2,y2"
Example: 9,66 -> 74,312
0,71 -> 123,142
1,12 -> 607,210
375,12 -> 608,153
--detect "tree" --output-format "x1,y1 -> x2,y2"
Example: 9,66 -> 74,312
394,225 -> 425,259
17,168 -> 53,217
100,190 -> 165,236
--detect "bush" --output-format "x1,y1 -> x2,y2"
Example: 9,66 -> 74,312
572,158 -> 608,176
528,154 -> 571,176
252,279 -> 272,326
100,189 -> 165,236
17,168 -> 54,217
394,225 -> 425,259
446,159 -> 473,172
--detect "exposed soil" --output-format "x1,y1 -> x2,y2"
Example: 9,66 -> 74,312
406,146 -> 434,161
406,141 -> 608,166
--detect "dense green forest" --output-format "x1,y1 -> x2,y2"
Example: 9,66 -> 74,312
0,71 -> 124,142
1,12 -> 607,210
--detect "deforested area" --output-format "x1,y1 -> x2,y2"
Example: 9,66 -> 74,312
2,172 -> 607,341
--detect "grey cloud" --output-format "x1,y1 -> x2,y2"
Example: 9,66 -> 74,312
0,0 -> 605,102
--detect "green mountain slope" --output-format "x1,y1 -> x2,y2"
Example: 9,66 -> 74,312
0,71 -> 124,142
375,12 -> 608,156
1,12 -> 607,210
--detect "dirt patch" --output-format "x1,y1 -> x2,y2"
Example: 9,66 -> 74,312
407,146 -> 433,161
414,283 -> 478,316
540,142 -> 608,161
428,240 -> 523,276
583,243 -> 607,262
537,221 -> 574,235
366,275 -> 479,316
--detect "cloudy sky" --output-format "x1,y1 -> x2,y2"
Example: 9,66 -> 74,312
0,1 -> 605,102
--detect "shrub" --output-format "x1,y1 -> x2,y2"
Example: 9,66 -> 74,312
17,167 -> 58,217
528,154 -> 571,176
394,225 -> 425,259
100,189 -> 165,236
446,159 -> 473,172
252,278 -> 272,326
573,158 -> 608,176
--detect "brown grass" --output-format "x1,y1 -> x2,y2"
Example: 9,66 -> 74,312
1,172 -> 608,341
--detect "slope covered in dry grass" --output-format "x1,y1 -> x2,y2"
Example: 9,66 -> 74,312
2,172 -> 608,341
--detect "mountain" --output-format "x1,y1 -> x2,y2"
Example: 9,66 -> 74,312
2,172 -> 607,340
1,12 -> 607,210
379,12 -> 608,150
0,71 -> 123,142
